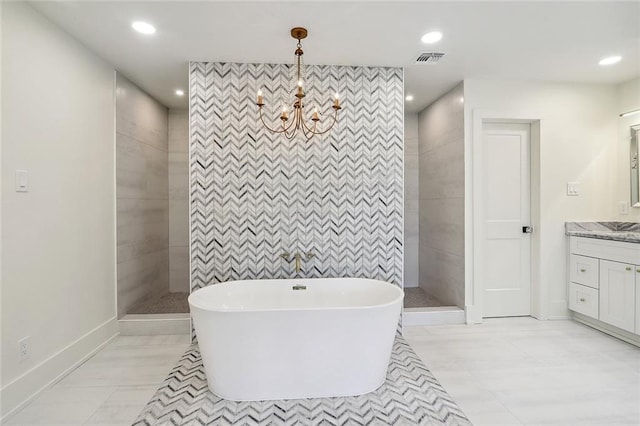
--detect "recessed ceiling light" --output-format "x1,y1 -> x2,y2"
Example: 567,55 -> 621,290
132,21 -> 156,35
598,55 -> 622,66
175,89 -> 185,96
421,31 -> 442,44
405,95 -> 414,101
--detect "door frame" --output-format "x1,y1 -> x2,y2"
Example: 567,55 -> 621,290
467,109 -> 541,323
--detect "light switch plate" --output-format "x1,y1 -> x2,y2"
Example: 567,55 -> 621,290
15,170 -> 28,192
567,182 -> 580,196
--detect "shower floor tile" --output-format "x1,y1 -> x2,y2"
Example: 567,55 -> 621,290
128,292 -> 189,314
404,286 -> 443,308
133,337 -> 471,425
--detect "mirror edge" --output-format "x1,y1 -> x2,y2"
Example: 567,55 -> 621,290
631,124 -> 640,207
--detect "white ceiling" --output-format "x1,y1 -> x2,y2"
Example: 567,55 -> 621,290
31,1 -> 640,113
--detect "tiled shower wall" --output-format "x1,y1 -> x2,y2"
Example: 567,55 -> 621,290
168,110 -> 189,293
418,83 -> 465,307
189,62 -> 403,291
116,73 -> 169,317
404,113 -> 419,287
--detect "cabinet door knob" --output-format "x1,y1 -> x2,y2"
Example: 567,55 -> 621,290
626,267 -> 632,271
580,268 -> 586,272
579,298 -> 586,302
636,269 -> 640,273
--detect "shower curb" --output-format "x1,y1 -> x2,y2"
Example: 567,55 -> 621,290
403,307 -> 465,326
119,313 -> 190,335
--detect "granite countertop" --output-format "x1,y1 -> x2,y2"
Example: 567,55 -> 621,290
565,222 -> 640,243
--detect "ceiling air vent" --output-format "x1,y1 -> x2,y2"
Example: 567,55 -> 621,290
415,52 -> 444,64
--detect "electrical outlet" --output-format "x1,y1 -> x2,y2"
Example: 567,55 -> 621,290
18,336 -> 31,362
619,201 -> 630,215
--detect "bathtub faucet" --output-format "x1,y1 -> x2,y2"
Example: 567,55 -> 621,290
281,252 -> 315,274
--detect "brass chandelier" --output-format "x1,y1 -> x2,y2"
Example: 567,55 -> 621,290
256,27 -> 341,140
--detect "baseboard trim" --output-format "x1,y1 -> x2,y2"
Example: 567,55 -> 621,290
549,299 -> 570,320
0,316 -> 118,422
464,304 -> 482,324
572,312 -> 640,348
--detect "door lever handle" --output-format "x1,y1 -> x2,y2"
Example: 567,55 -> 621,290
522,226 -> 533,234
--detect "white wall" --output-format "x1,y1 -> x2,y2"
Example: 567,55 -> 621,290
614,77 -> 640,220
404,113 -> 419,288
463,79 -> 618,321
1,2 -> 117,418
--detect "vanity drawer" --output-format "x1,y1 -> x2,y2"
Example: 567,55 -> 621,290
568,282 -> 599,319
569,254 -> 599,289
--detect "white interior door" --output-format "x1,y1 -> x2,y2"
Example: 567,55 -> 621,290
482,123 -> 531,317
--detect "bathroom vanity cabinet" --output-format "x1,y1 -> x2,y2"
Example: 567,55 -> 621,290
568,236 -> 640,343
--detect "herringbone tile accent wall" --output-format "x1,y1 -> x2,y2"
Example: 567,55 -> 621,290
189,62 -> 403,291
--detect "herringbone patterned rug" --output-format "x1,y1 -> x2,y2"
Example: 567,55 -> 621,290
133,337 -> 471,425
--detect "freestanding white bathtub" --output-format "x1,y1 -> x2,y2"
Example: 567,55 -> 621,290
188,278 -> 403,401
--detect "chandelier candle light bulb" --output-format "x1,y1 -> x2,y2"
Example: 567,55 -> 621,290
297,80 -> 304,98
255,27 -> 341,140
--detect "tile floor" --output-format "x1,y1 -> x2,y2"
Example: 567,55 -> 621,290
5,334 -> 190,426
6,318 -> 640,425
405,317 -> 640,425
